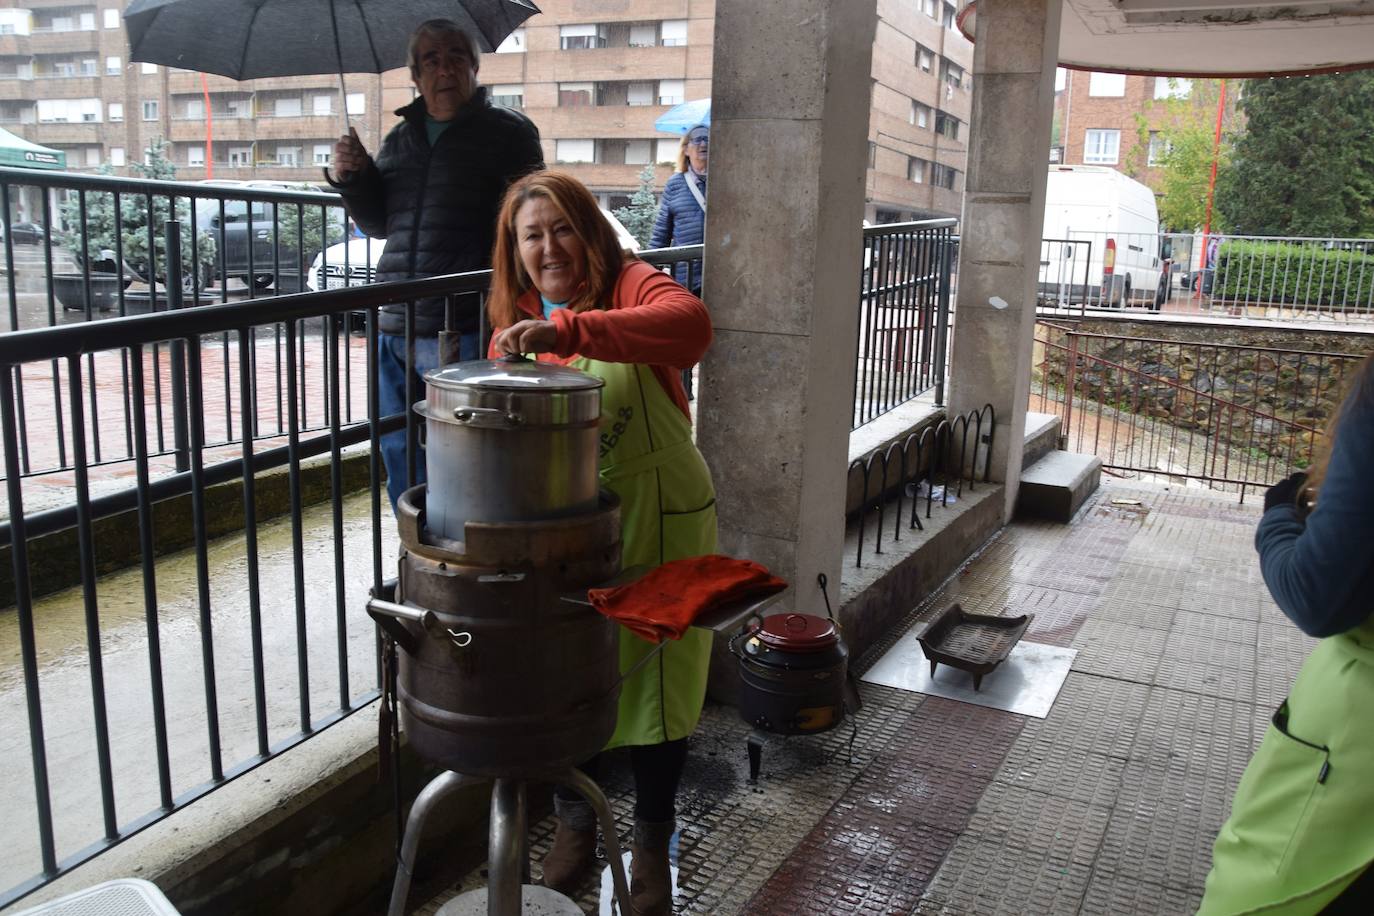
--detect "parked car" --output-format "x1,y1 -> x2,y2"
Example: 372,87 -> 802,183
2,221 -> 47,245
307,207 -> 640,294
195,180 -> 340,292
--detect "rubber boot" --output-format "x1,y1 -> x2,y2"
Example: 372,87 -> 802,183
629,818 -> 675,916
540,795 -> 597,896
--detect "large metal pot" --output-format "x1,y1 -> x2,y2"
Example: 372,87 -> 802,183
369,486 -> 623,777
415,356 -> 604,543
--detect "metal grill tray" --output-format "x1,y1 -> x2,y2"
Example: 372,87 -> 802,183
916,603 -> 1034,691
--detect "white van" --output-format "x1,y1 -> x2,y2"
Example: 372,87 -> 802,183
1039,165 -> 1170,310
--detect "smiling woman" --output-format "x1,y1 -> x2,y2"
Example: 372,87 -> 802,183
485,170 -> 715,915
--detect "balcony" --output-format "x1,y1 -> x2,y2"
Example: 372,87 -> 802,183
533,45 -> 689,84
252,114 -> 339,141
28,120 -> 102,144
167,116 -> 257,143
26,74 -> 99,96
25,29 -> 100,54
0,78 -> 35,101
531,104 -> 667,136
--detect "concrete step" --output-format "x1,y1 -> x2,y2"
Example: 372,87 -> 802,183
1017,449 -> 1102,522
1022,412 -> 1061,467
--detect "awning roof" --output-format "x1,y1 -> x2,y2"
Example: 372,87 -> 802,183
958,0 -> 1374,77
0,126 -> 66,171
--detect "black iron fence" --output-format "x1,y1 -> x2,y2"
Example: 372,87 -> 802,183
1032,320 -> 1368,497
854,219 -> 956,428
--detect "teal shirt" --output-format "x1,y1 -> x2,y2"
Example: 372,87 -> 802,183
425,117 -> 452,146
541,295 -> 566,321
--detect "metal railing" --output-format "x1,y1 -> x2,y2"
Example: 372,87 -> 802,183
1032,320 -> 1369,497
854,219 -> 956,429
1036,230 -> 1374,323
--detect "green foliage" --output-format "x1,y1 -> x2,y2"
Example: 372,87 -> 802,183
1151,79 -> 1234,233
1217,72 -> 1374,237
1212,239 -> 1374,308
277,184 -> 346,263
613,164 -> 659,249
60,138 -> 217,284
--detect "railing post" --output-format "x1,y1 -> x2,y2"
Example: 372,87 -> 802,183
1062,330 -> 1079,446
165,220 -> 191,473
933,230 -> 953,407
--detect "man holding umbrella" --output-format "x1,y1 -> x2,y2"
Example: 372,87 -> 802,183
328,18 -> 544,508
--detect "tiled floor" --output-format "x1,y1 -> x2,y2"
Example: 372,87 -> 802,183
417,479 -> 1312,915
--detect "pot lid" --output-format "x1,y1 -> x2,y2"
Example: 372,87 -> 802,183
425,356 -> 604,392
755,613 -> 838,652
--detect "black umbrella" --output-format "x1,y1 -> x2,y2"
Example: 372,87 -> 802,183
124,0 -> 540,130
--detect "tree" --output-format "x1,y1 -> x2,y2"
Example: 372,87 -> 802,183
613,164 -> 660,248
1132,78 -> 1236,232
278,184 -> 347,264
59,138 -> 216,284
1216,72 -> 1374,238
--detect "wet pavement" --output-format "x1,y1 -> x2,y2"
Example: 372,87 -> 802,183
416,478 -> 1308,915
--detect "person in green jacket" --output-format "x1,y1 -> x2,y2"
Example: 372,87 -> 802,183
487,170 -> 716,916
1200,356 -> 1374,915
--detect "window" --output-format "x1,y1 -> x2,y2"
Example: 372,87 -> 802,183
910,101 -> 929,128
490,84 -> 524,109
142,100 -> 158,121
656,138 -> 677,164
141,62 -> 157,74
628,24 -> 656,47
80,57 -> 96,76
1088,72 -> 1126,97
313,94 -> 332,115
110,147 -> 124,166
314,143 -> 332,165
943,4 -> 957,30
658,79 -> 684,106
105,55 -> 120,75
185,98 -> 203,119
1148,131 -> 1170,166
1084,128 -> 1120,164
1154,77 -> 1192,100
84,146 -> 99,166
229,147 -> 251,167
625,139 -> 652,165
941,60 -> 965,90
923,0 -> 937,17
560,24 -> 601,50
558,82 -> 593,107
38,98 -> 101,122
103,9 -> 118,29
346,93 -> 364,114
79,12 -> 95,30
935,111 -> 960,141
660,20 -> 687,46
909,157 -> 926,183
931,163 -> 958,190
187,145 -> 204,167
555,139 -> 595,163
627,81 -> 654,106
868,141 -> 875,168
274,97 -> 301,117
917,46 -> 933,72
276,147 -> 301,167
496,28 -> 525,53
108,102 -> 123,121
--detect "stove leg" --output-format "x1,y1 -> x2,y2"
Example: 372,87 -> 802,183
746,730 -> 767,782
554,767 -> 632,916
387,770 -> 473,916
488,778 -> 528,916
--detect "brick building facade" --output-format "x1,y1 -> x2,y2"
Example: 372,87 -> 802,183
2,0 -> 972,222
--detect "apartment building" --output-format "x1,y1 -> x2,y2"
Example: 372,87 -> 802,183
1,0 -> 971,222
1053,69 -> 1201,188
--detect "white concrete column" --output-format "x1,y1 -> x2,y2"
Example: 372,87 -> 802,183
947,0 -> 1062,522
696,0 -> 878,609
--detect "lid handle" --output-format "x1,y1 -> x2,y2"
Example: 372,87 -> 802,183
453,406 -> 525,428
499,353 -> 531,364
784,614 -> 808,632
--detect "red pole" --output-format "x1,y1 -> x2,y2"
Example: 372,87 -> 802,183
201,73 -> 214,179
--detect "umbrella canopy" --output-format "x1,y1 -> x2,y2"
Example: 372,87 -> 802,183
0,127 -> 65,170
123,0 -> 540,79
654,98 -> 710,136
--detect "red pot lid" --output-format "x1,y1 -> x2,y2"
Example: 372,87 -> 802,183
755,613 -> 838,653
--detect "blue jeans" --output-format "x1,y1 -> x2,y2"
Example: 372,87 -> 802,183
377,331 -> 479,509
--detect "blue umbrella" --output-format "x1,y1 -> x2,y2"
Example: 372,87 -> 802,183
654,98 -> 711,135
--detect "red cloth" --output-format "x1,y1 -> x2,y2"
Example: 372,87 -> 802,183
588,555 -> 789,642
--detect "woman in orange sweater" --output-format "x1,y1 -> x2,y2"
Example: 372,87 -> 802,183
487,170 -> 715,916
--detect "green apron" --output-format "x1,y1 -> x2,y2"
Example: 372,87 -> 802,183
1199,616 -> 1374,915
571,357 -> 718,749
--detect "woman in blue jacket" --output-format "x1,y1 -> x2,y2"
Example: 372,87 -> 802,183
650,124 -> 708,399
1200,356 -> 1374,915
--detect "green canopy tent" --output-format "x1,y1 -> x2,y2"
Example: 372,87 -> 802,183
0,126 -> 65,170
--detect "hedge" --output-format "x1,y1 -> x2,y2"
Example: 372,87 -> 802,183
1213,240 -> 1374,308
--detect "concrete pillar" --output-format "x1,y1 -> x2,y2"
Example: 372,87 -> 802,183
696,0 -> 878,610
946,0 -> 1062,522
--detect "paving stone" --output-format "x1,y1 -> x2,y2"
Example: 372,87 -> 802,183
915,829 -> 1094,915
1070,619 -> 1167,684
1077,870 -> 1206,915
1155,632 -> 1257,702
1171,610 -> 1259,646
1090,597 -> 1176,630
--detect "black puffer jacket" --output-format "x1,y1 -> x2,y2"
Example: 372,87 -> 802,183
329,88 -> 543,336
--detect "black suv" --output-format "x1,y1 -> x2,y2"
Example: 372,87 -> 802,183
195,182 -> 305,293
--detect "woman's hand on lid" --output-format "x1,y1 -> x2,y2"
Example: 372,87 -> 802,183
494,319 -> 558,357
